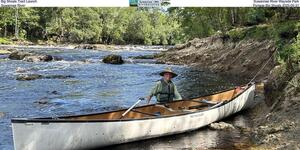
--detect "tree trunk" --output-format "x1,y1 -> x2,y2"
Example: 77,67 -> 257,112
59,17 -> 63,42
4,25 -> 7,37
231,8 -> 236,26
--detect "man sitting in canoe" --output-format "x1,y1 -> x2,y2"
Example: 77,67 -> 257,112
147,67 -> 182,104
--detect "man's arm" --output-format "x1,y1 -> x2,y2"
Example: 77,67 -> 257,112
173,85 -> 182,100
146,82 -> 160,104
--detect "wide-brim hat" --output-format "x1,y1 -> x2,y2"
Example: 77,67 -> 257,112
159,67 -> 178,78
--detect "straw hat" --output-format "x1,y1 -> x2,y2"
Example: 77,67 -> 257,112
159,67 -> 178,78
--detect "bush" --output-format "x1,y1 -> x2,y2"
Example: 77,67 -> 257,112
0,38 -> 12,44
227,28 -> 247,42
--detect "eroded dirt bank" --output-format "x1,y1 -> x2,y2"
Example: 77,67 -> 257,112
250,63 -> 300,149
157,35 -> 300,149
157,34 -> 276,80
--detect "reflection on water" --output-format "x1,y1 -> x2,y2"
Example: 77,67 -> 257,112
0,47 -> 248,150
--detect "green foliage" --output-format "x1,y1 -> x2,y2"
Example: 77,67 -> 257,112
279,32 -> 300,62
0,7 -> 299,49
227,24 -> 273,42
0,7 -> 183,45
227,28 -> 247,42
244,8 -> 266,26
226,20 -> 299,64
0,37 -> 12,44
271,21 -> 299,63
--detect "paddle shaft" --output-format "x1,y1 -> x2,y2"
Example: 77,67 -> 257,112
121,99 -> 143,118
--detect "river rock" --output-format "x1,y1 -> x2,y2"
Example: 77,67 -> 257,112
16,74 -> 42,81
8,51 -> 58,62
75,44 -> 114,50
102,54 -> 124,64
209,122 -> 236,130
23,55 -> 53,62
15,67 -> 29,73
75,44 -> 96,49
8,51 -> 32,60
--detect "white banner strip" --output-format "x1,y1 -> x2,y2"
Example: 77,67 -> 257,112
170,0 -> 253,7
0,0 -> 299,7
0,0 -> 129,7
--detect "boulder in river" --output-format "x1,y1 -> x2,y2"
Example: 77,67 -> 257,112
209,122 -> 236,130
8,51 -> 32,60
102,54 -> 124,64
23,55 -> 53,62
8,51 -> 59,62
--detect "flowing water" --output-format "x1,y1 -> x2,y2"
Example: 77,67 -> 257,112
0,46 -> 250,150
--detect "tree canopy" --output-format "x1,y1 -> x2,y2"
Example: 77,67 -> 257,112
0,7 -> 299,46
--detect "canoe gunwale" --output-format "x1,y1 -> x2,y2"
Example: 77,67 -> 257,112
11,83 -> 254,123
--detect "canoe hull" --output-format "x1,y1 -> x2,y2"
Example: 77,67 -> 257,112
12,84 -> 255,150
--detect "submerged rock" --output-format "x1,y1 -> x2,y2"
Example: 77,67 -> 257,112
16,74 -> 42,81
209,122 -> 236,130
43,75 -> 75,79
16,74 -> 74,81
48,90 -> 59,95
75,44 -> 115,50
102,54 -> 124,64
34,98 -> 49,105
129,54 -> 156,59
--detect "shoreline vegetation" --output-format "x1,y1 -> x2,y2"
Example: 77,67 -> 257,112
1,7 -> 300,149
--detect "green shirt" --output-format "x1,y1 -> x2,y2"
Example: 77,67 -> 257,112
149,80 -> 182,102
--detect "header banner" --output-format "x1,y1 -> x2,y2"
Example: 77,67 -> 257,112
0,0 -> 299,7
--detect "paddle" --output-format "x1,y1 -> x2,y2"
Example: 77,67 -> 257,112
120,97 -> 145,119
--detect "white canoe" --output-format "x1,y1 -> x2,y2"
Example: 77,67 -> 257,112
11,83 -> 255,150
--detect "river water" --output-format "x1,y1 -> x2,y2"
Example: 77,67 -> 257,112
0,46 -> 250,150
